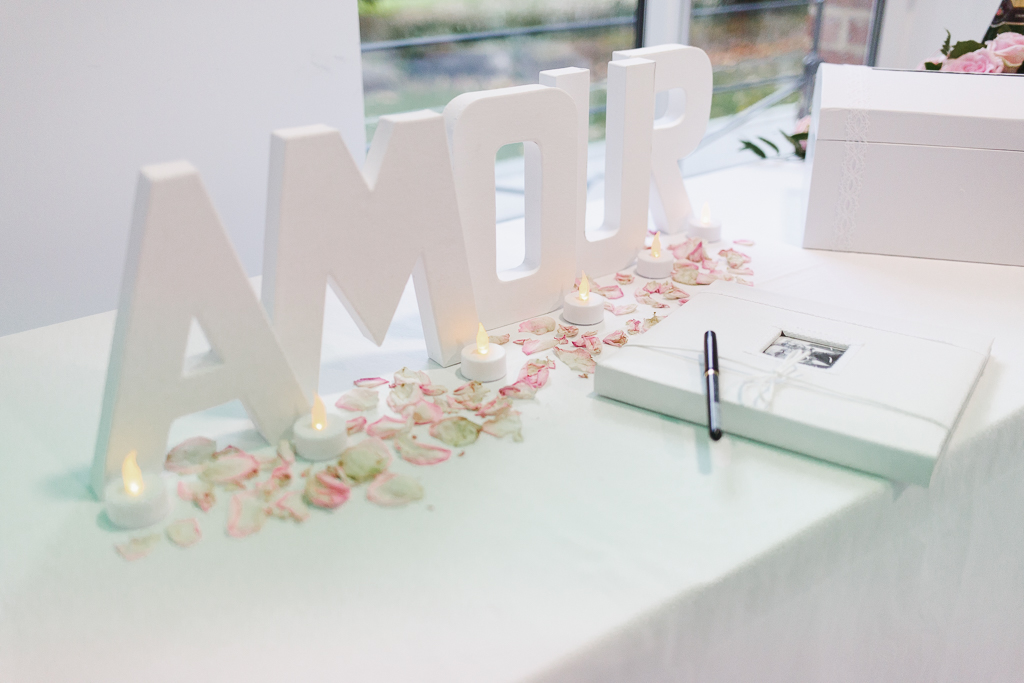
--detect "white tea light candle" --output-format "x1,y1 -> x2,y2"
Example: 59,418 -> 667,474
460,323 -> 507,382
293,394 -> 347,461
635,232 -> 674,279
688,202 -> 722,243
104,450 -> 170,529
562,272 -> 605,326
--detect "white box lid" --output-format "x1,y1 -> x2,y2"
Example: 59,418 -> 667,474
814,64 -> 1024,152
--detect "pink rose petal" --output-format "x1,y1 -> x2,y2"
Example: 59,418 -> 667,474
488,333 -> 511,345
366,472 -> 424,507
394,433 -> 451,466
335,387 -> 379,412
477,395 -> 515,417
557,324 -> 579,339
522,337 -> 558,356
695,272 -> 716,285
177,479 -> 216,512
605,302 -> 638,316
401,398 -> 444,425
386,383 -> 423,412
429,416 -> 482,447
346,416 -> 367,435
339,437 -> 392,482
572,335 -> 602,354
626,319 -> 643,335
728,267 -> 754,276
661,284 -> 689,301
165,436 -> 217,474
733,239 -> 755,247
481,409 -> 523,442
643,313 -> 663,331
603,330 -> 628,347
518,359 -> 552,389
512,338 -> 527,345
614,272 -> 634,285
518,316 -> 557,335
596,284 -> 623,300
273,490 -> 310,522
366,415 -> 412,439
393,367 -> 431,386
554,346 -> 596,373
166,518 -> 202,548
200,451 -> 260,485
499,380 -> 537,400
227,491 -> 270,537
453,381 -> 490,410
115,534 -> 161,561
419,383 -> 448,397
354,377 -> 388,388
304,469 -> 351,509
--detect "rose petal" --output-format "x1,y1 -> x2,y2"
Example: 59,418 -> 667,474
354,377 -> 388,388
572,335 -> 602,354
393,367 -> 431,386
488,333 -> 510,345
554,346 -> 596,373
166,518 -> 202,548
735,276 -> 754,287
366,415 -> 412,439
227,491 -> 269,537
517,359 -> 553,389
165,436 -> 217,474
419,383 -> 448,397
335,387 -> 379,412
346,416 -> 367,435
401,398 -> 444,425
626,319 -> 643,335
339,438 -> 392,483
477,395 -> 514,417
386,383 -> 423,413
453,381 -> 490,410
695,272 -> 716,285
518,316 -> 557,335
522,337 -> 558,356
614,272 -> 634,285
278,439 -> 296,467
481,409 -> 523,442
115,534 -> 161,561
304,469 -> 351,509
556,324 -> 579,339
660,284 -> 689,300
603,330 -> 628,347
200,451 -> 260,485
499,380 -> 538,400
605,302 -> 638,316
429,416 -> 483,446
366,472 -> 424,507
434,394 -> 465,414
394,433 -> 451,465
733,239 -> 755,246
273,490 -> 310,522
254,461 -> 293,499
596,284 -> 623,300
643,313 -> 663,331
728,267 -> 754,276
512,338 -> 527,345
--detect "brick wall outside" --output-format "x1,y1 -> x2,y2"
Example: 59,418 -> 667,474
817,0 -> 874,65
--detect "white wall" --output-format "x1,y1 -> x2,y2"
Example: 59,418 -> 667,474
877,0 -> 1001,69
0,1 -> 366,337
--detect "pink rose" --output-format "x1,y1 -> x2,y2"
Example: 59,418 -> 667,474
987,31 -> 1024,70
940,49 -> 1004,73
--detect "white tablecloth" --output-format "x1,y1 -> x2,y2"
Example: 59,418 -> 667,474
2,161 -> 1022,682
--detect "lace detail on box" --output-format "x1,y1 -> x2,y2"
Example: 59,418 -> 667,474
831,66 -> 870,251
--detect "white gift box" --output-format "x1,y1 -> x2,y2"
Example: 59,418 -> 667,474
802,64 -> 1024,266
594,282 -> 991,486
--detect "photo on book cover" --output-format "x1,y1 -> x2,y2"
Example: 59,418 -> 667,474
763,333 -> 846,369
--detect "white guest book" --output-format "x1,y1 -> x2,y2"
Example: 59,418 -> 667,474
595,282 -> 992,486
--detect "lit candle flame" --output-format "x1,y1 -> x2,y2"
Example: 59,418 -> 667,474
579,271 -> 590,302
312,394 -> 326,431
651,232 -> 662,259
701,202 -> 712,226
476,322 -> 489,355
122,450 -> 144,497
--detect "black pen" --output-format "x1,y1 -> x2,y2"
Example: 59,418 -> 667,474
703,330 -> 722,441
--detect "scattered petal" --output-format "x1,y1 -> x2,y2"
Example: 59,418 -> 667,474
734,239 -> 755,246
643,313 -> 663,331
596,284 -> 623,300
339,438 -> 392,483
614,272 -> 634,285
718,248 -> 752,269
115,534 -> 161,561
354,377 -> 388,388
477,395 -> 514,417
481,409 -> 524,442
453,381 -> 490,410
386,383 -> 423,413
695,272 -> 717,285
604,302 -> 638,316
522,337 -> 558,356
554,346 -> 596,373
626,319 -> 643,335
636,294 -> 669,308
366,415 -> 412,440
419,383 -> 448,397
346,416 -> 367,435
273,490 -> 310,522
572,335 -> 602,354
429,416 -> 482,447
735,276 -> 754,286
557,324 -> 579,339
277,439 -> 296,467
603,330 -> 629,347
518,358 -> 553,389
512,338 -> 527,345
367,472 -> 424,507
728,267 -> 754,276
518,316 -> 557,335
402,398 -> 445,425
177,479 -> 216,512
393,367 -> 431,386
394,433 -> 451,465
200,451 -> 260,485
304,469 -> 351,509
433,394 -> 465,414
166,518 -> 202,548
227,491 -> 270,537
499,380 -> 537,400
254,464 -> 292,499
165,437 -> 216,474
488,333 -> 510,345
660,283 -> 690,300
335,387 -> 379,412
